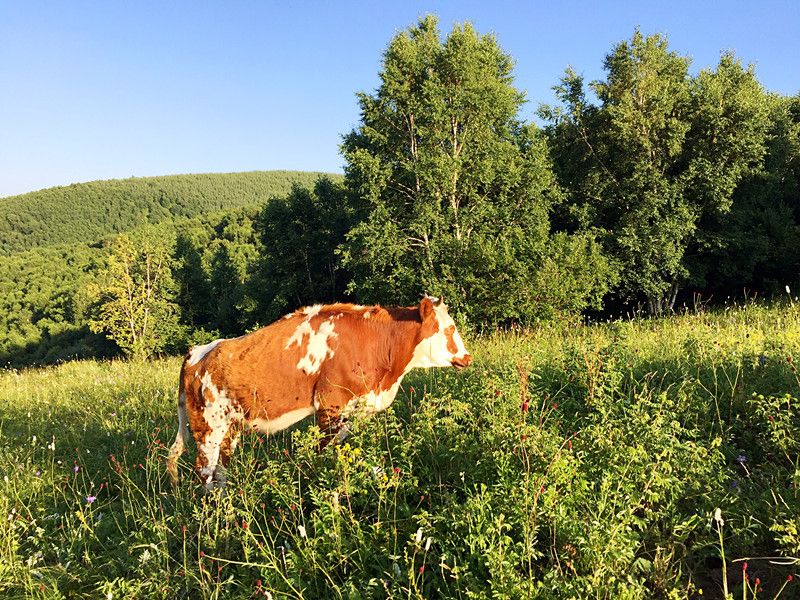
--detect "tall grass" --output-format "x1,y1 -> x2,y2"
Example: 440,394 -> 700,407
1,302 -> 799,598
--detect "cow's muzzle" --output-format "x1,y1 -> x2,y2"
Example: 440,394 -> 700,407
452,354 -> 473,369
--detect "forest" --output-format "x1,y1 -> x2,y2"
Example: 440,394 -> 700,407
0,17 -> 798,366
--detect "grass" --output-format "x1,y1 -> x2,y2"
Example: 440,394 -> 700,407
1,302 -> 800,598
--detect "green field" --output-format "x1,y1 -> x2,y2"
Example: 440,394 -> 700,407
1,303 -> 799,599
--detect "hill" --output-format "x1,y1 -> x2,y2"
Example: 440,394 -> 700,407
0,170 -> 335,254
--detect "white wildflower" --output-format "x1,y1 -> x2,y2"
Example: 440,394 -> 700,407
425,537 -> 433,551
713,508 -> 724,527
415,527 -> 423,543
787,285 -> 791,295
298,525 -> 307,539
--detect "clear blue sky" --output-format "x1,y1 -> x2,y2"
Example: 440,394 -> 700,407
2,1 -> 798,198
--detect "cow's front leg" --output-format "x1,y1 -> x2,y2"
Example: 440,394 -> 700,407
315,407 -> 350,450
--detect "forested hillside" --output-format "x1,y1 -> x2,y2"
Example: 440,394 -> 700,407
0,171 -> 330,254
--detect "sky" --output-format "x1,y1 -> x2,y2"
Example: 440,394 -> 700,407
1,1 -> 798,198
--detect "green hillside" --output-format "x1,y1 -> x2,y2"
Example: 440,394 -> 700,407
0,170 -> 334,254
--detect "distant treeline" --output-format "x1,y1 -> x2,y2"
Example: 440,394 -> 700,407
0,17 -> 798,367
0,171 -> 327,255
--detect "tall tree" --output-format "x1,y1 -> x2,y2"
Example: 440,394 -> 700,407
543,31 -> 770,313
341,15 -> 611,324
87,234 -> 180,359
251,177 -> 353,322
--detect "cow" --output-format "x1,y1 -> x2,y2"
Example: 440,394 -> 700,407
167,296 -> 472,489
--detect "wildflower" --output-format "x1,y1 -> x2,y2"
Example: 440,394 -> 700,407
241,521 -> 248,530
73,463 -> 80,473
86,496 -> 97,504
736,454 -> 747,465
755,578 -> 760,586
298,525 -> 307,539
788,574 -> 793,582
743,562 -> 748,572
393,467 -> 401,475
713,508 -> 724,527
521,401 -> 529,413
730,480 -> 739,490
425,537 -> 432,551
787,285 -> 791,295
415,527 -> 423,543
419,565 -> 425,574
409,386 -> 415,394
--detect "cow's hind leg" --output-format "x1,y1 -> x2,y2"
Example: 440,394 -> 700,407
195,421 -> 234,491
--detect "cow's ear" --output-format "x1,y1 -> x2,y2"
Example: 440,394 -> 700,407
420,296 -> 435,321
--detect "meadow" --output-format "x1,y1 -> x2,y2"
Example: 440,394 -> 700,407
1,302 -> 799,599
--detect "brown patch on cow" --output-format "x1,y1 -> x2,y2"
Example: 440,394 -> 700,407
444,324 -> 458,354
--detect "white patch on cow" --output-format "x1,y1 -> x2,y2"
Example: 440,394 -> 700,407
198,371 -> 243,488
285,313 -> 338,374
302,304 -> 322,318
363,311 -> 372,319
345,379 -> 403,416
248,406 -> 316,434
296,318 -> 337,374
188,339 -> 224,366
408,302 -> 470,368
285,319 -> 313,349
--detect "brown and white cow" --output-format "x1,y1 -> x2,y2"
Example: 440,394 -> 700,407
167,296 -> 471,488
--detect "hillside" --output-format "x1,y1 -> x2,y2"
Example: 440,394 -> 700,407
0,170 -> 335,254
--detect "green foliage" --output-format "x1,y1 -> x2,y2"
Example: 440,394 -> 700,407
87,234 -> 180,359
543,31 -> 772,313
2,303 -> 800,597
250,177 -> 355,323
341,16 -> 607,325
0,171 -> 331,255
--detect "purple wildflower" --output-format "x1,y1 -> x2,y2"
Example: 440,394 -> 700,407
86,495 -> 97,504
736,454 -> 747,464
73,463 -> 80,473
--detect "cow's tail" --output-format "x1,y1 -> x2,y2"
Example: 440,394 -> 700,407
167,371 -> 189,486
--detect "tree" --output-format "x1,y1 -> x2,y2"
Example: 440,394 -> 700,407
87,234 -> 180,359
543,31 -> 770,313
251,177 -> 353,322
341,15 -> 610,324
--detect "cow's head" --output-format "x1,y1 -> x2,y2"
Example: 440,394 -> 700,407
413,296 -> 473,369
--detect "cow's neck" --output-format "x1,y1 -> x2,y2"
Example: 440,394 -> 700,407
382,314 -> 430,386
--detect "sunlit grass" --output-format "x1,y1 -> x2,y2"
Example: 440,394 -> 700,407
1,302 -> 799,598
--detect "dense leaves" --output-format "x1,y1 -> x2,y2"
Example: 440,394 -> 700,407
542,31 -> 774,313
341,16 -> 612,324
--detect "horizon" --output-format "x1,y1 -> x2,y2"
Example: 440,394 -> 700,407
2,0 -> 799,198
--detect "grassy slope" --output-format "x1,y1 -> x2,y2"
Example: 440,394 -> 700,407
0,171 -> 335,255
1,303 -> 799,598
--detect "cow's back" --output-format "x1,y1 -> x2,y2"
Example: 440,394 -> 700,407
181,313 -> 320,424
